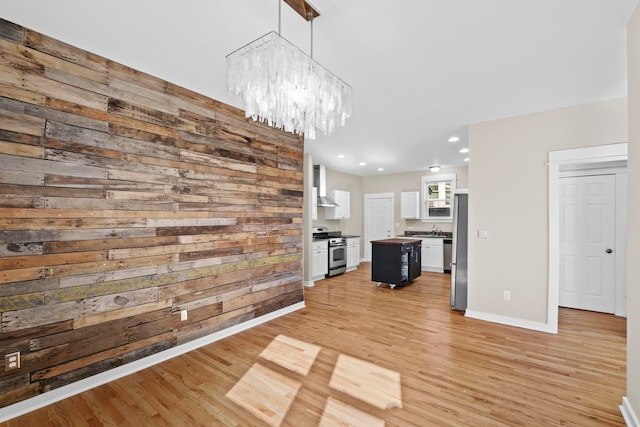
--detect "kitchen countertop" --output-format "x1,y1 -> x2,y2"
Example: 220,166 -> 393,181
371,238 -> 422,245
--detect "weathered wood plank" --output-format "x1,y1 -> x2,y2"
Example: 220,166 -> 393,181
0,208 -> 215,220
0,109 -> 45,136
0,217 -> 148,231
0,195 -> 44,209
0,153 -> 108,179
0,96 -> 109,133
58,266 -> 160,289
105,190 -> 209,204
2,287 -> 159,332
25,29 -> 108,73
0,18 -> 23,44
23,72 -> 109,111
73,298 -> 173,330
45,197 -> 179,212
0,38 -> 107,84
44,175 -> 170,192
44,236 -> 178,255
0,83 -> 46,106
0,277 -> 56,297
31,330 -> 174,382
0,49 -> 44,76
127,316 -> 173,343
0,241 -> 43,258
46,272 -> 161,305
0,250 -> 107,270
147,218 -> 236,227
107,98 -> 198,133
0,228 -> 157,244
0,382 -> 39,408
0,292 -> 44,312
179,147 -> 258,174
21,328 -> 129,378
107,241 -> 216,261
0,169 -> 44,186
0,139 -> 44,158
0,267 -> 45,285
43,254 -> 177,279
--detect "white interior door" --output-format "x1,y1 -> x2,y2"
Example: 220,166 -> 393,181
364,193 -> 394,261
559,174 -> 616,313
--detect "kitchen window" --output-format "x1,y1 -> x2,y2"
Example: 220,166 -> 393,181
421,173 -> 456,221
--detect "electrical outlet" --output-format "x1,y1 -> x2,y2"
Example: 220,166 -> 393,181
5,351 -> 20,372
180,309 -> 188,321
503,290 -> 511,301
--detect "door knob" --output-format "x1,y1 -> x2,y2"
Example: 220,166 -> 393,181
606,248 -> 613,254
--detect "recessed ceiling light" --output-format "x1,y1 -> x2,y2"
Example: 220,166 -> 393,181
429,165 -> 441,172
337,154 -> 345,159
377,167 -> 384,171
459,148 -> 469,153
448,136 -> 460,143
464,157 -> 469,162
359,162 -> 367,166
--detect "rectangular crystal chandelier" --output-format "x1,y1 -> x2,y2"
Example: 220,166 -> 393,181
226,22 -> 352,140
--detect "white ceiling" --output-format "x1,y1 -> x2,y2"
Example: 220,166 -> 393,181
2,0 -> 638,176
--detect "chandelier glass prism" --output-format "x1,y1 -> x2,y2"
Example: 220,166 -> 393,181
226,31 -> 352,140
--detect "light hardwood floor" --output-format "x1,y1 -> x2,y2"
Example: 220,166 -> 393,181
3,264 -> 626,426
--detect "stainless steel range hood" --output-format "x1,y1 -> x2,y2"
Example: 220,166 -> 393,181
313,165 -> 338,207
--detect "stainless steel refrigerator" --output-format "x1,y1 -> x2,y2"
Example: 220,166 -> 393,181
451,191 -> 468,311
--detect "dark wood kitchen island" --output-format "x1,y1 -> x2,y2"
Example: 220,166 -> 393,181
371,238 -> 422,288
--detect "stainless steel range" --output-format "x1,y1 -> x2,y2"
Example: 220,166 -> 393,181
312,227 -> 347,277
326,236 -> 347,277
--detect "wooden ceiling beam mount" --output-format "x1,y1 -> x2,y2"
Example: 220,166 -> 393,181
284,0 -> 320,21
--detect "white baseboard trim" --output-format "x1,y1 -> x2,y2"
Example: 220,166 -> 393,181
621,396 -> 639,427
303,280 -> 315,287
464,309 -> 558,334
0,301 -> 305,423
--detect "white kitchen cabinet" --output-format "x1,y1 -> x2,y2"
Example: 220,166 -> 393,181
325,190 -> 350,220
421,238 -> 444,273
312,240 -> 328,280
346,237 -> 360,272
400,191 -> 420,219
312,186 -> 318,220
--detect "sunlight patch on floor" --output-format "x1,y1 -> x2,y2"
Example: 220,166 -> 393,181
227,335 -> 401,426
319,397 -> 385,427
225,363 -> 301,427
260,334 -> 321,376
329,354 -> 402,410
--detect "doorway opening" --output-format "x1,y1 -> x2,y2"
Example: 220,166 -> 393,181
363,193 -> 394,262
548,143 -> 628,333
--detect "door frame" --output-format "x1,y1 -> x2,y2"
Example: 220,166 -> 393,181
363,192 -> 395,262
548,143 -> 628,333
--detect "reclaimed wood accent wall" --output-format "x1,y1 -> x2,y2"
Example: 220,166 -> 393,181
0,18 -> 304,408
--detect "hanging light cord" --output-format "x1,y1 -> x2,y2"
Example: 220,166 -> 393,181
278,0 -> 282,35
309,12 -> 314,59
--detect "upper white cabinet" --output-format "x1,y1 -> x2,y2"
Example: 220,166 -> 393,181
421,174 -> 456,221
312,186 -> 318,220
325,190 -> 350,220
400,191 -> 420,219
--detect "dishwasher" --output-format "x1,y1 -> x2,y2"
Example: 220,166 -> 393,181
443,240 -> 452,273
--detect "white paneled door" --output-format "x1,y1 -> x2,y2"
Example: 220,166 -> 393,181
364,193 -> 394,261
559,174 -> 616,313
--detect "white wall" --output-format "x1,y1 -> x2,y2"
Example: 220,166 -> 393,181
626,3 -> 640,421
467,98 -> 627,326
362,166 -> 469,235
